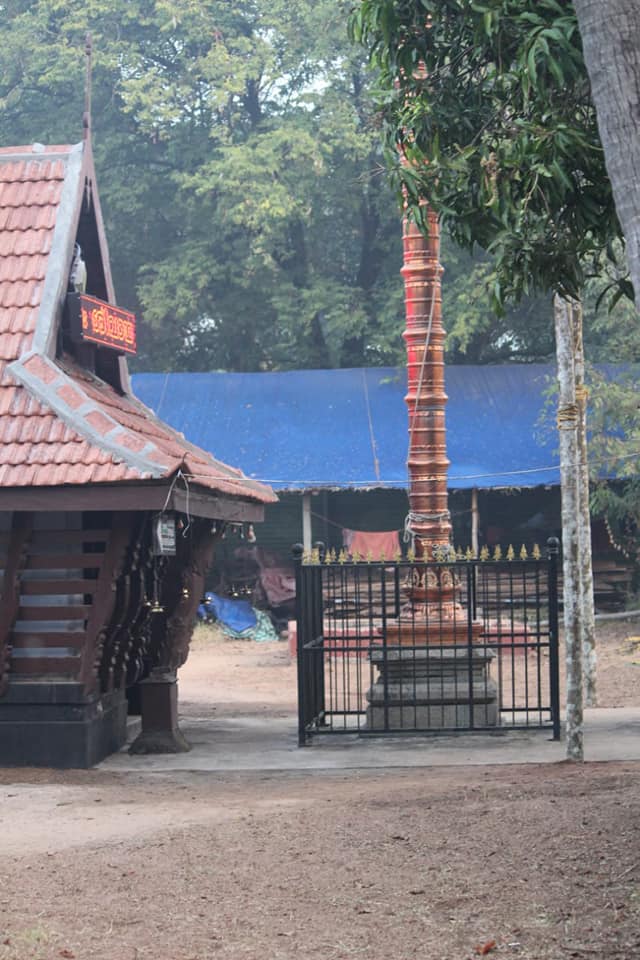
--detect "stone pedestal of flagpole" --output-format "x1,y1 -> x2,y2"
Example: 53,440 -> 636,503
366,644 -> 498,730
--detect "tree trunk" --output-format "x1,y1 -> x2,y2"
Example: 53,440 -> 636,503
554,294 -> 583,762
571,298 -> 597,706
573,0 -> 640,302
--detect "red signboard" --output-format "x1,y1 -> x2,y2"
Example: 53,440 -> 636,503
75,294 -> 137,355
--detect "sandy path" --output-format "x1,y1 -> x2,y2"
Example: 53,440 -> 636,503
0,622 -> 638,959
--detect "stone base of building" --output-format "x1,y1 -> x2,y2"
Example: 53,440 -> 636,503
366,645 -> 499,730
0,682 -> 128,768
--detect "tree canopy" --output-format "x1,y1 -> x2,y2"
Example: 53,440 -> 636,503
0,0 -> 635,375
0,0 -> 400,370
0,0 -> 565,370
352,0 -> 628,309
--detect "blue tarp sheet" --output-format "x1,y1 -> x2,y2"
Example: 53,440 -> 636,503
131,364 -> 572,491
197,592 -> 257,633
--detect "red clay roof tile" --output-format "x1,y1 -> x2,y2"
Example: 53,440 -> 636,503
0,143 -> 275,504
55,383 -> 85,409
115,431 -> 148,454
23,354 -> 59,384
0,254 -> 47,283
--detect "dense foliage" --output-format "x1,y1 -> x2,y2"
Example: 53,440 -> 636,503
0,0 -> 565,371
0,0 -> 406,370
352,0 -> 628,307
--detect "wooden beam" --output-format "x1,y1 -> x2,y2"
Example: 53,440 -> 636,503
10,656 -> 81,676
30,529 -> 110,545
11,633 -> 86,649
0,482 -> 266,521
18,605 -> 91,621
26,553 -> 103,570
21,579 -> 98,595
0,484 -> 166,512
171,487 -> 264,523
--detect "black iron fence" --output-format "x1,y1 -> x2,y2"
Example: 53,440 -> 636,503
295,539 -> 561,744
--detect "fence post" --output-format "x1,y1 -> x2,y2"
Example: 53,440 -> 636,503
466,561 -> 475,729
547,537 -> 562,741
312,543 -> 326,725
292,543 -> 309,747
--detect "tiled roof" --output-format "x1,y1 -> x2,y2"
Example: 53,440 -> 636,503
0,143 -> 275,504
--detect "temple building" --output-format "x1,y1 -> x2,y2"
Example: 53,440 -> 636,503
0,140 -> 275,767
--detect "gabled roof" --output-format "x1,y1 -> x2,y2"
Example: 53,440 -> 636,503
0,142 -> 275,504
132,365 -> 580,492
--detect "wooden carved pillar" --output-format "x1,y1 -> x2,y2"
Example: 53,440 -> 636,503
86,512 -> 136,694
129,516 -> 219,754
152,517 -> 219,673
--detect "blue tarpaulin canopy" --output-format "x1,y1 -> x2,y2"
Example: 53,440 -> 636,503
131,364 -> 566,491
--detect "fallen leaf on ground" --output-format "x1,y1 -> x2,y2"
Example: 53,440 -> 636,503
475,940 -> 497,955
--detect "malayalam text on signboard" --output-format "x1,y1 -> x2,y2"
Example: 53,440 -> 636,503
73,294 -> 137,355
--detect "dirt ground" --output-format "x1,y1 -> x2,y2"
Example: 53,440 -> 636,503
0,620 -> 639,960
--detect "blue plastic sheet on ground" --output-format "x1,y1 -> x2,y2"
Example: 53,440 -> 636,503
197,592 -> 256,633
197,592 -> 279,642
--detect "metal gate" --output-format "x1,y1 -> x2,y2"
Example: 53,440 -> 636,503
295,540 -> 561,744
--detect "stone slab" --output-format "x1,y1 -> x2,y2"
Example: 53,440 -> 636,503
367,700 -> 500,730
99,707 -> 640,773
368,643 -> 499,729
0,687 -> 127,768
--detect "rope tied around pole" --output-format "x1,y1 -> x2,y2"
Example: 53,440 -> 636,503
575,384 -> 589,405
403,510 -> 451,549
557,402 -> 579,429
